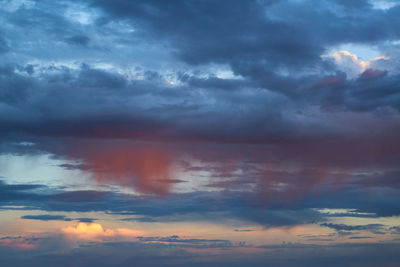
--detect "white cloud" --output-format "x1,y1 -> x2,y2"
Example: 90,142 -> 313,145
323,50 -> 389,79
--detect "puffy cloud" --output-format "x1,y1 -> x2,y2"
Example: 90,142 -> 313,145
61,223 -> 143,241
327,50 -> 389,78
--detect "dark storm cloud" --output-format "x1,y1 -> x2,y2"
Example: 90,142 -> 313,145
0,62 -> 317,146
0,35 -> 9,54
0,180 -> 44,191
65,35 -> 90,47
21,214 -> 73,221
75,217 -> 98,223
179,74 -> 251,91
0,180 -> 45,203
0,0 -> 399,153
234,229 -> 256,232
90,0 -> 330,97
90,0 -> 400,89
86,0 -> 400,121
1,62 -> 400,149
0,64 -> 171,141
91,0 -> 400,66
1,180 -> 399,227
20,214 -> 97,223
320,223 -> 385,232
77,64 -> 127,89
311,71 -> 400,112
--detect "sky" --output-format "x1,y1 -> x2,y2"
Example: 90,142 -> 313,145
0,0 -> 400,266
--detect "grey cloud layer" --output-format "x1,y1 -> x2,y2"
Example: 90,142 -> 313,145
0,0 -> 399,213
1,179 -> 399,227
0,0 -> 400,147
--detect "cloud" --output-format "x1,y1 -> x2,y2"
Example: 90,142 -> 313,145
21,214 -> 72,221
20,214 -> 97,223
0,0 -> 400,265
1,178 -> 399,230
75,217 -> 97,223
77,145 -> 175,195
358,68 -> 388,81
137,235 -> 233,248
348,236 -> 372,239
0,236 -> 37,250
328,50 -> 389,78
0,35 -> 9,54
0,59 -> 399,198
61,223 -> 143,241
65,35 -> 90,46
320,223 -> 386,234
1,235 -> 400,266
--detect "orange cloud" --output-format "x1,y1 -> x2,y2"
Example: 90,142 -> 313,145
61,223 -> 143,241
